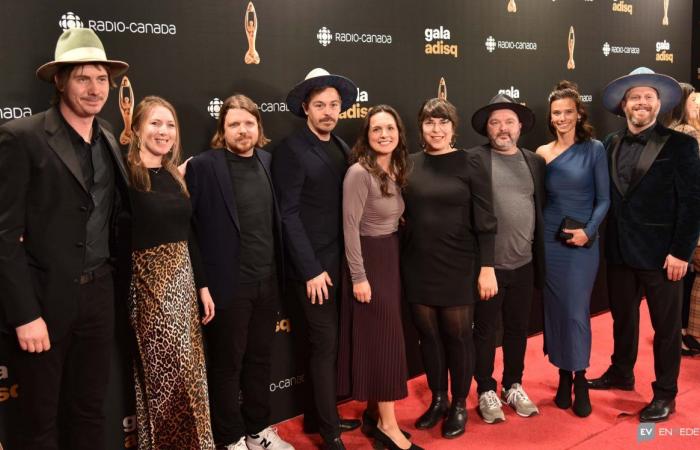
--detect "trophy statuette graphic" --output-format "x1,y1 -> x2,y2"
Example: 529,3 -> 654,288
662,0 -> 669,26
438,77 -> 447,100
244,2 -> 260,64
507,0 -> 517,13
567,26 -> 575,70
118,76 -> 134,145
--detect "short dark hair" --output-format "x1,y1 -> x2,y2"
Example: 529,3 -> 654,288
51,63 -> 116,105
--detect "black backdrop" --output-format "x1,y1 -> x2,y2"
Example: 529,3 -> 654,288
0,1 -> 694,448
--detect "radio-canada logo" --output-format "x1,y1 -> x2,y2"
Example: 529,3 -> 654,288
485,36 -> 496,53
484,35 -> 537,53
317,27 -> 333,46
655,40 -> 673,63
602,41 -> 639,57
59,12 -> 84,30
208,98 -> 224,119
424,26 -> 458,58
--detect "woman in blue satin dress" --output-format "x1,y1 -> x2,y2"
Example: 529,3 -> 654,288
536,81 -> 610,418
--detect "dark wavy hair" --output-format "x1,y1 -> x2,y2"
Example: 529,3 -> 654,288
351,104 -> 411,196
547,80 -> 594,142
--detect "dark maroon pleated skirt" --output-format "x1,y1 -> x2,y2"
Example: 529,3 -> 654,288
337,233 -> 408,402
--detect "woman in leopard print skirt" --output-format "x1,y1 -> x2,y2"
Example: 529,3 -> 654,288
126,96 -> 215,449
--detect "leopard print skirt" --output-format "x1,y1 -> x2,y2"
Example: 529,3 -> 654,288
129,241 -> 215,450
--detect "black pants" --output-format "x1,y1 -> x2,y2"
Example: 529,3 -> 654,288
607,264 -> 682,400
411,304 -> 475,399
474,263 -> 534,394
12,272 -> 114,450
204,276 -> 278,445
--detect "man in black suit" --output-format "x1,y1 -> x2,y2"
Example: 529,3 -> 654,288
271,68 -> 359,450
589,68 -> 700,422
468,95 -> 545,425
185,94 -> 293,450
0,29 -> 129,449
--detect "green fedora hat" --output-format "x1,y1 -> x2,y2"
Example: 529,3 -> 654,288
36,28 -> 129,82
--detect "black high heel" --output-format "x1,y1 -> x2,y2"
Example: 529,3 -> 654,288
372,427 -> 424,450
361,410 -> 411,438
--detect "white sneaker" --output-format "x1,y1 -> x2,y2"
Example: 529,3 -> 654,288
502,383 -> 539,417
225,436 -> 248,450
246,426 -> 295,450
478,390 -> 505,424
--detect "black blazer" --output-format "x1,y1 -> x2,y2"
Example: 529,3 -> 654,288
0,107 -> 130,338
604,123 -> 700,269
467,144 -> 546,289
186,148 -> 283,309
271,126 -> 350,281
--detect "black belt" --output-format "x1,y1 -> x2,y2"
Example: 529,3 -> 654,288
79,263 -> 113,285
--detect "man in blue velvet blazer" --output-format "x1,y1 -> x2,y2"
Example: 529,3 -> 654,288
589,68 -> 700,423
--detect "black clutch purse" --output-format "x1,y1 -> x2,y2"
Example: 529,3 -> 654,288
559,216 -> 596,248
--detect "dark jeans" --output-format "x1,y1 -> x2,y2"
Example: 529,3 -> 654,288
607,264 -> 682,400
204,275 -> 278,445
411,304 -> 475,399
12,272 -> 114,450
474,263 -> 534,393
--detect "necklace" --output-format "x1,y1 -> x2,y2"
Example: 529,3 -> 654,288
148,167 -> 162,174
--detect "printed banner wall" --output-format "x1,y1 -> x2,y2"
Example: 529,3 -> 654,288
0,1 -> 694,448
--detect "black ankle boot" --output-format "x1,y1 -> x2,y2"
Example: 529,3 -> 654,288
573,371 -> 592,417
415,391 -> 448,429
555,369 -> 573,409
441,398 -> 467,439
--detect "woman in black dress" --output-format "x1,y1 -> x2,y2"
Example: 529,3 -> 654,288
126,96 -> 215,449
402,98 -> 497,439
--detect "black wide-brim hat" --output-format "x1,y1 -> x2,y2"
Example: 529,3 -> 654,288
286,68 -> 357,118
471,93 -> 535,136
602,67 -> 681,117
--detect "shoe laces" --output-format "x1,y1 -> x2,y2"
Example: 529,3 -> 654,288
481,390 -> 502,409
505,383 -> 530,405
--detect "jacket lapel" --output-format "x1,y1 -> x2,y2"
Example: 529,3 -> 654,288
303,127 -> 345,179
212,150 -> 240,230
44,108 -> 89,193
608,132 -> 625,196
101,123 -> 129,185
626,127 -> 669,196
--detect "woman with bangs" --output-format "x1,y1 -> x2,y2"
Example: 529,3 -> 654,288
126,96 -> 215,449
401,98 -> 497,439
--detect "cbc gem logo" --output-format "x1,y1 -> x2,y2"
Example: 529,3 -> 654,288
317,27 -> 333,46
59,11 -> 84,30
208,98 -> 224,119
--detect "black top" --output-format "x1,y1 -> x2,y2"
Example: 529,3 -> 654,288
225,151 -> 276,282
616,125 -> 655,194
320,138 -> 348,176
401,150 -> 496,305
129,169 -> 204,286
62,114 -> 114,272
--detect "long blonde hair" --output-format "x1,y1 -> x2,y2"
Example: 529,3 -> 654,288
126,96 -> 188,196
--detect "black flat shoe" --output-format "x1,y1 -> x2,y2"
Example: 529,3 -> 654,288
681,347 -> 700,356
587,370 -> 635,391
414,391 -> 448,429
639,399 -> 675,422
361,410 -> 411,438
682,334 -> 700,351
555,369 -> 573,409
372,427 -> 423,450
304,417 -> 361,434
441,398 -> 467,439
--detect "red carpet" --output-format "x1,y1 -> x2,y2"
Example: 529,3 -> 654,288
276,302 -> 700,449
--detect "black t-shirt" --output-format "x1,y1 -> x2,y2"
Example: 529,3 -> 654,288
225,151 -> 275,282
320,138 -> 347,175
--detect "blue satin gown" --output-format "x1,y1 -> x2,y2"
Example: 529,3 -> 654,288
543,139 -> 610,371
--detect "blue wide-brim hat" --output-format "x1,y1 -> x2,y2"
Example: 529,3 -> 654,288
286,68 -> 357,118
602,67 -> 681,116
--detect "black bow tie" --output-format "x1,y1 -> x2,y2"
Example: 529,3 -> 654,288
623,133 -> 648,145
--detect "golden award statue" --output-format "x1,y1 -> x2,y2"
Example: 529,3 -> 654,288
438,77 -> 447,100
507,0 -> 517,13
662,0 -> 669,26
244,2 -> 260,64
118,76 -> 134,145
567,26 -> 575,70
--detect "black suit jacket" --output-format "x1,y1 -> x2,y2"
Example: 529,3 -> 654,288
0,107 -> 130,338
604,123 -> 700,269
186,148 -> 283,309
271,125 -> 350,281
467,144 -> 546,289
